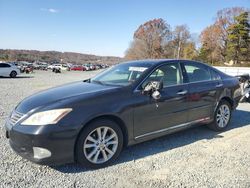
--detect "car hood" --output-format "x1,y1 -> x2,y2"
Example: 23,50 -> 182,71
16,81 -> 119,113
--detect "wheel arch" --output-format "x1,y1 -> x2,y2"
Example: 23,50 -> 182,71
213,95 -> 234,117
10,70 -> 17,77
87,115 -> 129,147
74,114 -> 129,161
220,96 -> 234,108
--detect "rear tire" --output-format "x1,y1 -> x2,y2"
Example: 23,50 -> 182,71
76,119 -> 123,168
10,71 -> 17,78
207,100 -> 232,131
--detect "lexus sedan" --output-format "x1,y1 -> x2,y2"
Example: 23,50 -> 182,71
5,60 -> 241,168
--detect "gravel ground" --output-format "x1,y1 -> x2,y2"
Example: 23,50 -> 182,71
0,70 -> 250,188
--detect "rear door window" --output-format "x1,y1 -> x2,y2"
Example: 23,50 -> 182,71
210,69 -> 221,80
184,63 -> 211,82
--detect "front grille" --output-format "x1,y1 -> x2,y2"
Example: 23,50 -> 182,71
9,110 -> 24,126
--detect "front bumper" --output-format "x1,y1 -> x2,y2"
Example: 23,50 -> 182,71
5,121 -> 78,166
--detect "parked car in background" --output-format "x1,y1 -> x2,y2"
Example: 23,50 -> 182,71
18,62 -> 34,74
83,64 -> 90,71
0,63 -> 20,78
5,60 -> 241,168
23,66 -> 34,74
52,64 -> 69,72
101,64 -> 109,69
9,62 -> 19,67
95,64 -> 102,70
86,64 -> 95,70
71,65 -> 86,71
47,64 -> 54,70
33,62 -> 48,70
66,63 -> 73,70
92,64 -> 96,70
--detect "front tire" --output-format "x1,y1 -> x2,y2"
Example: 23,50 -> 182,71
10,71 -> 17,78
76,119 -> 123,168
207,100 -> 232,131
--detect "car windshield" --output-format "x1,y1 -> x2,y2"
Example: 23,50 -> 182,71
91,63 -> 151,86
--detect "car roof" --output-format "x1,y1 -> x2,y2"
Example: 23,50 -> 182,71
127,59 -> 231,78
123,59 -> 212,67
122,59 -> 214,67
122,59 -> 176,67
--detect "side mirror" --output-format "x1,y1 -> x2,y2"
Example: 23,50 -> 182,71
83,78 -> 91,83
152,90 -> 161,100
142,81 -> 163,99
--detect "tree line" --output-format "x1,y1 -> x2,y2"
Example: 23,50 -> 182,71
125,7 -> 250,66
0,49 -> 122,65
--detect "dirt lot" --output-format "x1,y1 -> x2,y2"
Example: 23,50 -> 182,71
0,70 -> 250,188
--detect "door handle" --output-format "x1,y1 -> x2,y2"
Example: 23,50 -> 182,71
177,90 -> 188,95
215,83 -> 223,88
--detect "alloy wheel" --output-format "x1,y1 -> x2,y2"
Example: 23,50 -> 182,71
216,104 -> 230,128
83,126 -> 118,164
10,71 -> 17,78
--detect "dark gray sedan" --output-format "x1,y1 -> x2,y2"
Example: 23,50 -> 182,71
5,59 -> 241,168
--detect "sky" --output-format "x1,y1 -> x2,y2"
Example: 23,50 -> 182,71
0,0 -> 249,57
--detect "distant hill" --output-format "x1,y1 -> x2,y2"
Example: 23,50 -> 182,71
0,49 -> 123,65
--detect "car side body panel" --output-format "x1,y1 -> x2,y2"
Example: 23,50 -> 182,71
133,84 -> 189,139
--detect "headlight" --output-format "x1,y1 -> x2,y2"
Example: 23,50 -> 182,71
21,108 -> 72,126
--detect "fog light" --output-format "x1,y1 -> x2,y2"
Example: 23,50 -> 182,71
33,147 -> 51,159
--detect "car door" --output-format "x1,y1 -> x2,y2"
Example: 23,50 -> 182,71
181,61 -> 223,122
133,62 -> 189,139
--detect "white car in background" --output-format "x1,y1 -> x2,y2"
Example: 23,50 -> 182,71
47,64 -> 54,69
50,64 -> 69,71
55,64 -> 69,71
0,63 -> 20,78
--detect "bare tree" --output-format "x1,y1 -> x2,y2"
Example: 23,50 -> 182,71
125,18 -> 171,60
172,25 -> 190,59
125,39 -> 149,60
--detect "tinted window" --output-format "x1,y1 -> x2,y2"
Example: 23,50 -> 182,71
210,69 -> 221,80
184,63 -> 211,82
143,63 -> 182,88
0,63 -> 11,68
